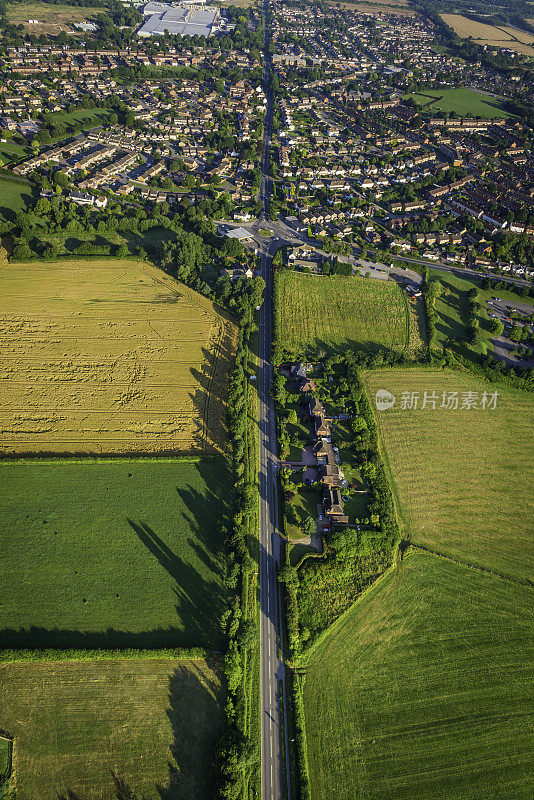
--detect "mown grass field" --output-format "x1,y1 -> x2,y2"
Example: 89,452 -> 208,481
427,269 -> 513,357
428,270 -> 475,351
0,177 -> 37,218
364,368 -> 534,581
46,107 -> 114,129
277,272 -> 421,358
0,460 -> 229,649
0,141 -> 30,166
0,259 -> 237,455
303,551 -> 534,800
404,88 -> 512,118
0,657 -> 223,800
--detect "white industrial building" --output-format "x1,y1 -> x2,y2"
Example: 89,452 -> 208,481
138,2 -> 220,37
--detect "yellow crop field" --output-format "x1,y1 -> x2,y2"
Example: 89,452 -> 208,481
0,259 -> 237,456
441,13 -> 511,39
485,39 -> 534,56
499,25 -> 534,43
441,14 -> 534,56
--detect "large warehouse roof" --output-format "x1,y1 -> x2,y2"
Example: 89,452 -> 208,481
139,2 -> 219,37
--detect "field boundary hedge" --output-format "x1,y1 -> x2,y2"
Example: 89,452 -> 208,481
7,254 -> 146,265
213,292 -> 262,799
0,648 -> 211,663
0,455 -> 217,466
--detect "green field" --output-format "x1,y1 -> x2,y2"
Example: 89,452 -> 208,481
428,269 -> 529,358
0,141 -> 30,165
0,460 -> 229,649
36,225 -> 176,257
0,656 -> 223,800
364,368 -> 534,581
276,272 -> 421,359
303,551 -> 534,800
403,88 -> 512,118
430,270 -> 477,350
0,177 -> 36,218
0,736 -> 11,783
46,107 -> 114,129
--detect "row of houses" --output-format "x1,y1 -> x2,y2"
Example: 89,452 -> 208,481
290,363 -> 349,526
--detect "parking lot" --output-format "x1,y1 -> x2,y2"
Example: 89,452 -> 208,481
486,297 -> 534,367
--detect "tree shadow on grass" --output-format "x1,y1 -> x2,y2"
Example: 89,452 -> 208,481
0,187 -> 35,223
57,791 -> 84,800
0,464 -> 233,650
0,625 -> 203,650
106,663 -> 223,800
127,519 -> 226,650
157,663 -> 223,800
189,335 -> 235,455
55,660 -> 224,800
175,460 -> 259,570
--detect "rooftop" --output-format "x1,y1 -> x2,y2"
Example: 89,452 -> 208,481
138,2 -> 219,37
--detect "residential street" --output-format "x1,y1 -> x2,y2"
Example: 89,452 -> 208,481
225,210 -> 532,291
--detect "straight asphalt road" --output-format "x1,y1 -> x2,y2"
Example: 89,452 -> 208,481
257,2 -> 291,798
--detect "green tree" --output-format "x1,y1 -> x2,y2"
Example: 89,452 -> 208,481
238,618 -> 258,651
54,171 -> 69,188
116,243 -> 129,258
278,564 -> 298,586
287,408 -> 298,425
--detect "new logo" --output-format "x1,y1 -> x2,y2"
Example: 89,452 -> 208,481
375,389 -> 396,411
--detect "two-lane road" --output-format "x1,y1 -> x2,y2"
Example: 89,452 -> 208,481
257,2 -> 291,798
258,253 -> 286,799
